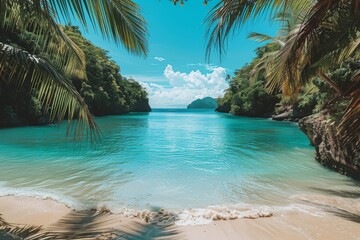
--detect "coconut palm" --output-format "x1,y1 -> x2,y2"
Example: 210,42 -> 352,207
205,0 -> 359,58
205,0 -> 360,149
0,0 -> 148,140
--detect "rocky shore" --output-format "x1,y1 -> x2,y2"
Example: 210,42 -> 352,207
299,113 -> 360,179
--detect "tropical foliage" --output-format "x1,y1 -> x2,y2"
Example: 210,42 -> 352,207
216,43 -> 279,117
65,26 -> 150,116
0,25 -> 150,128
0,0 -> 148,140
207,0 -> 360,149
187,97 -> 218,109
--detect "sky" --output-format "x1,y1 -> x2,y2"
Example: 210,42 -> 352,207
67,1 -> 278,108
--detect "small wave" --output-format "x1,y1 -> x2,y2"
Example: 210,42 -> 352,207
0,188 -> 274,226
117,203 -> 324,226
0,186 -> 84,210
0,186 -> 328,227
116,204 -> 273,226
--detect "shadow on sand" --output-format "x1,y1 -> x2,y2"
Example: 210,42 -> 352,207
300,189 -> 360,225
0,209 -> 183,240
310,187 -> 360,199
325,207 -> 360,224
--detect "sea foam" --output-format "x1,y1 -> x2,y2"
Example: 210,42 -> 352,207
0,186 -> 328,227
115,203 -> 273,226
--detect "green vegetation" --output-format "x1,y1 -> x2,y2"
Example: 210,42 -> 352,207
216,44 -> 279,117
208,0 -> 360,149
0,0 -> 148,139
1,0 -> 359,149
187,97 -> 218,109
0,25 -> 150,127
64,26 -> 150,116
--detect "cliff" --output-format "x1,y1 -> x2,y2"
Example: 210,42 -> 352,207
299,112 -> 360,179
130,99 -> 152,112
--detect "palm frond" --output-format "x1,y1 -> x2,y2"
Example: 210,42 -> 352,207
338,37 -> 360,64
205,0 -> 288,60
0,42 -> 100,141
317,70 -> 343,95
1,1 -> 87,80
260,24 -> 306,95
338,70 -> 360,149
248,32 -> 285,46
45,0 -> 149,56
290,0 -> 360,59
204,0 -> 319,59
2,0 -> 148,56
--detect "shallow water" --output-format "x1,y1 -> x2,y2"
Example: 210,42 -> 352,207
0,109 -> 359,215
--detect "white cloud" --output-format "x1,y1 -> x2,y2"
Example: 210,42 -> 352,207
187,63 -> 218,71
188,63 -> 232,72
154,57 -> 165,62
141,64 -> 228,108
125,75 -> 168,84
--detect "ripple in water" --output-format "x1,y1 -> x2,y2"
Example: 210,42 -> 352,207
0,109 -> 359,225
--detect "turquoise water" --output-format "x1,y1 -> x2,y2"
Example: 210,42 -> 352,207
0,109 -> 359,213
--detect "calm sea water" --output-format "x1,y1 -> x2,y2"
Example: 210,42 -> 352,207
0,109 -> 359,212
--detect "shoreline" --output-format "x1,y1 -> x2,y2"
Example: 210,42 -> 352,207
1,196 -> 360,239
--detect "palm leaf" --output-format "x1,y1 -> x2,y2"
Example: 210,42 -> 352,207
338,37 -> 360,63
248,32 -> 285,46
44,0 -> 149,56
338,70 -> 360,149
204,0 -> 285,59
1,0 -> 148,56
293,0 -> 340,49
1,0 -> 87,79
204,0 -> 316,59
0,0 -> 149,140
0,42 -> 100,141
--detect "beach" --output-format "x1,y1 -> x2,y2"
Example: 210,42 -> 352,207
1,196 -> 360,240
1,112 -> 360,239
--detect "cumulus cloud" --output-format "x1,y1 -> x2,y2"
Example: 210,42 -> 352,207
154,57 -> 165,62
141,64 -> 228,108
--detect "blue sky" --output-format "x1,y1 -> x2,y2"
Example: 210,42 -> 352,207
67,1 -> 278,108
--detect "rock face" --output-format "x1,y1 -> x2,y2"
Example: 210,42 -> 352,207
215,103 -> 231,113
299,113 -> 360,179
130,99 -> 152,112
272,109 -> 294,121
272,105 -> 310,122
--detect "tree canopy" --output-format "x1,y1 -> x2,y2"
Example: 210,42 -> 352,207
0,0 -> 149,140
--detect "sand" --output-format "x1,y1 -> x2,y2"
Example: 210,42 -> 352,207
1,196 -> 360,240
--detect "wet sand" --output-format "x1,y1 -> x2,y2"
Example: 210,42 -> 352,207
1,196 -> 360,239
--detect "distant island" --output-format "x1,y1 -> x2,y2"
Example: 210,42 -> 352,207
187,97 -> 218,109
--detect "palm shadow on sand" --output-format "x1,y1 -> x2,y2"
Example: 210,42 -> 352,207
1,209 -> 183,240
310,187 -> 360,199
300,189 -> 360,225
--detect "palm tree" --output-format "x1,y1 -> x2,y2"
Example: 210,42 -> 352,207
205,0 -> 360,149
0,0 -> 148,140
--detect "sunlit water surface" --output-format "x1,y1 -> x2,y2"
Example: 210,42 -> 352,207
0,109 -> 359,213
